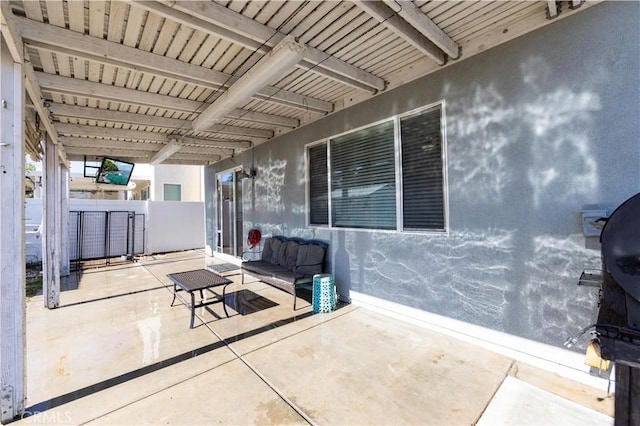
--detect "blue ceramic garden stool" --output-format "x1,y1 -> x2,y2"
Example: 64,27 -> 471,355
312,273 -> 336,313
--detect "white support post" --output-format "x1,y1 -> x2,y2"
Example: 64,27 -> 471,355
0,34 -> 26,423
55,160 -> 62,278
60,164 -> 69,276
42,134 -> 60,309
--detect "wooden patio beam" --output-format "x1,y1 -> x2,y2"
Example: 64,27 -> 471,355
55,123 -> 174,142
547,0 -> 559,19
15,17 -> 333,114
352,0 -> 446,65
48,104 -> 273,139
0,4 -> 69,168
36,72 -> 299,128
60,136 -> 164,151
130,0 -> 386,93
64,147 -> 156,159
177,136 -> 251,150
65,145 -> 223,165
55,124 -> 252,149
149,140 -> 182,165
59,135 -> 240,154
382,0 -> 459,59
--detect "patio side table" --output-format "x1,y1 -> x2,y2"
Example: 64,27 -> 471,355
312,274 -> 337,313
167,269 -> 233,328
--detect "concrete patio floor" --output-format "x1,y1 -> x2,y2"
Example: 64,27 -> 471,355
20,250 -> 614,425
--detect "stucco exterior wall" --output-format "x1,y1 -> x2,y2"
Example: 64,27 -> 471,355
205,1 -> 640,348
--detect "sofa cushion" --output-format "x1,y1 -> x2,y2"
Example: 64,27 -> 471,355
261,238 -> 274,263
293,244 -> 325,276
242,260 -> 272,271
242,260 -> 289,276
262,238 -> 283,265
275,240 -> 287,266
274,270 -> 297,283
277,240 -> 300,269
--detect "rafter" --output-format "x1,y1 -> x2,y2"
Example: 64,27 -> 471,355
37,72 -> 201,113
0,2 -> 23,63
191,36 -> 306,132
130,0 -> 386,93
165,146 -> 229,156
55,124 -> 252,150
190,124 -> 271,139
161,159 -> 212,166
15,16 -> 333,114
56,123 -> 170,142
65,147 -> 154,159
150,140 -> 182,165
225,109 -> 298,128
49,104 -> 185,128
59,136 -> 235,156
64,146 -> 222,164
48,104 -> 273,139
381,0 -> 459,59
177,136 -> 251,150
36,72 -> 299,128
60,136 -> 163,151
352,0 -> 445,65
67,156 -> 132,164
168,153 -> 222,163
0,3 -> 69,167
547,0 -> 559,19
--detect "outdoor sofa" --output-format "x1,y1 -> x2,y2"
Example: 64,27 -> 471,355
241,236 -> 327,309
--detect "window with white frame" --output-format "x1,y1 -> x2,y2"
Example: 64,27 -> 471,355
307,103 -> 447,232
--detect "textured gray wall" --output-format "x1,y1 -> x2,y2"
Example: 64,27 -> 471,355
205,2 -> 640,347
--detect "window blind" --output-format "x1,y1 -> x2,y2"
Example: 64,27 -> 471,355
330,120 -> 396,229
400,107 -> 445,230
308,144 -> 329,225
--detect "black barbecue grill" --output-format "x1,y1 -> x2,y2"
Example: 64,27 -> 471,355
568,192 -> 640,425
598,192 -> 640,367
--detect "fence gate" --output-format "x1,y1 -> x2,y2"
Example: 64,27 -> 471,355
69,211 -> 145,266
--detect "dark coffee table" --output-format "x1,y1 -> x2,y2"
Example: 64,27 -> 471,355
167,269 -> 233,328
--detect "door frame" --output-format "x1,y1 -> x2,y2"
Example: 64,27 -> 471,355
215,167 -> 244,258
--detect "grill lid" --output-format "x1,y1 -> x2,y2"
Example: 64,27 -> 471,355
601,192 -> 640,302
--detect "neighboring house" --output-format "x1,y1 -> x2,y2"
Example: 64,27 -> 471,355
205,1 -> 640,355
69,176 -> 148,200
151,164 -> 204,202
130,164 -> 203,201
57,162 -> 202,201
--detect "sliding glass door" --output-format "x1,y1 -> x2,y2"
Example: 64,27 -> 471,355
216,169 -> 244,257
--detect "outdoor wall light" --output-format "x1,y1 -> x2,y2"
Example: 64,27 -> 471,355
237,167 -> 257,180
